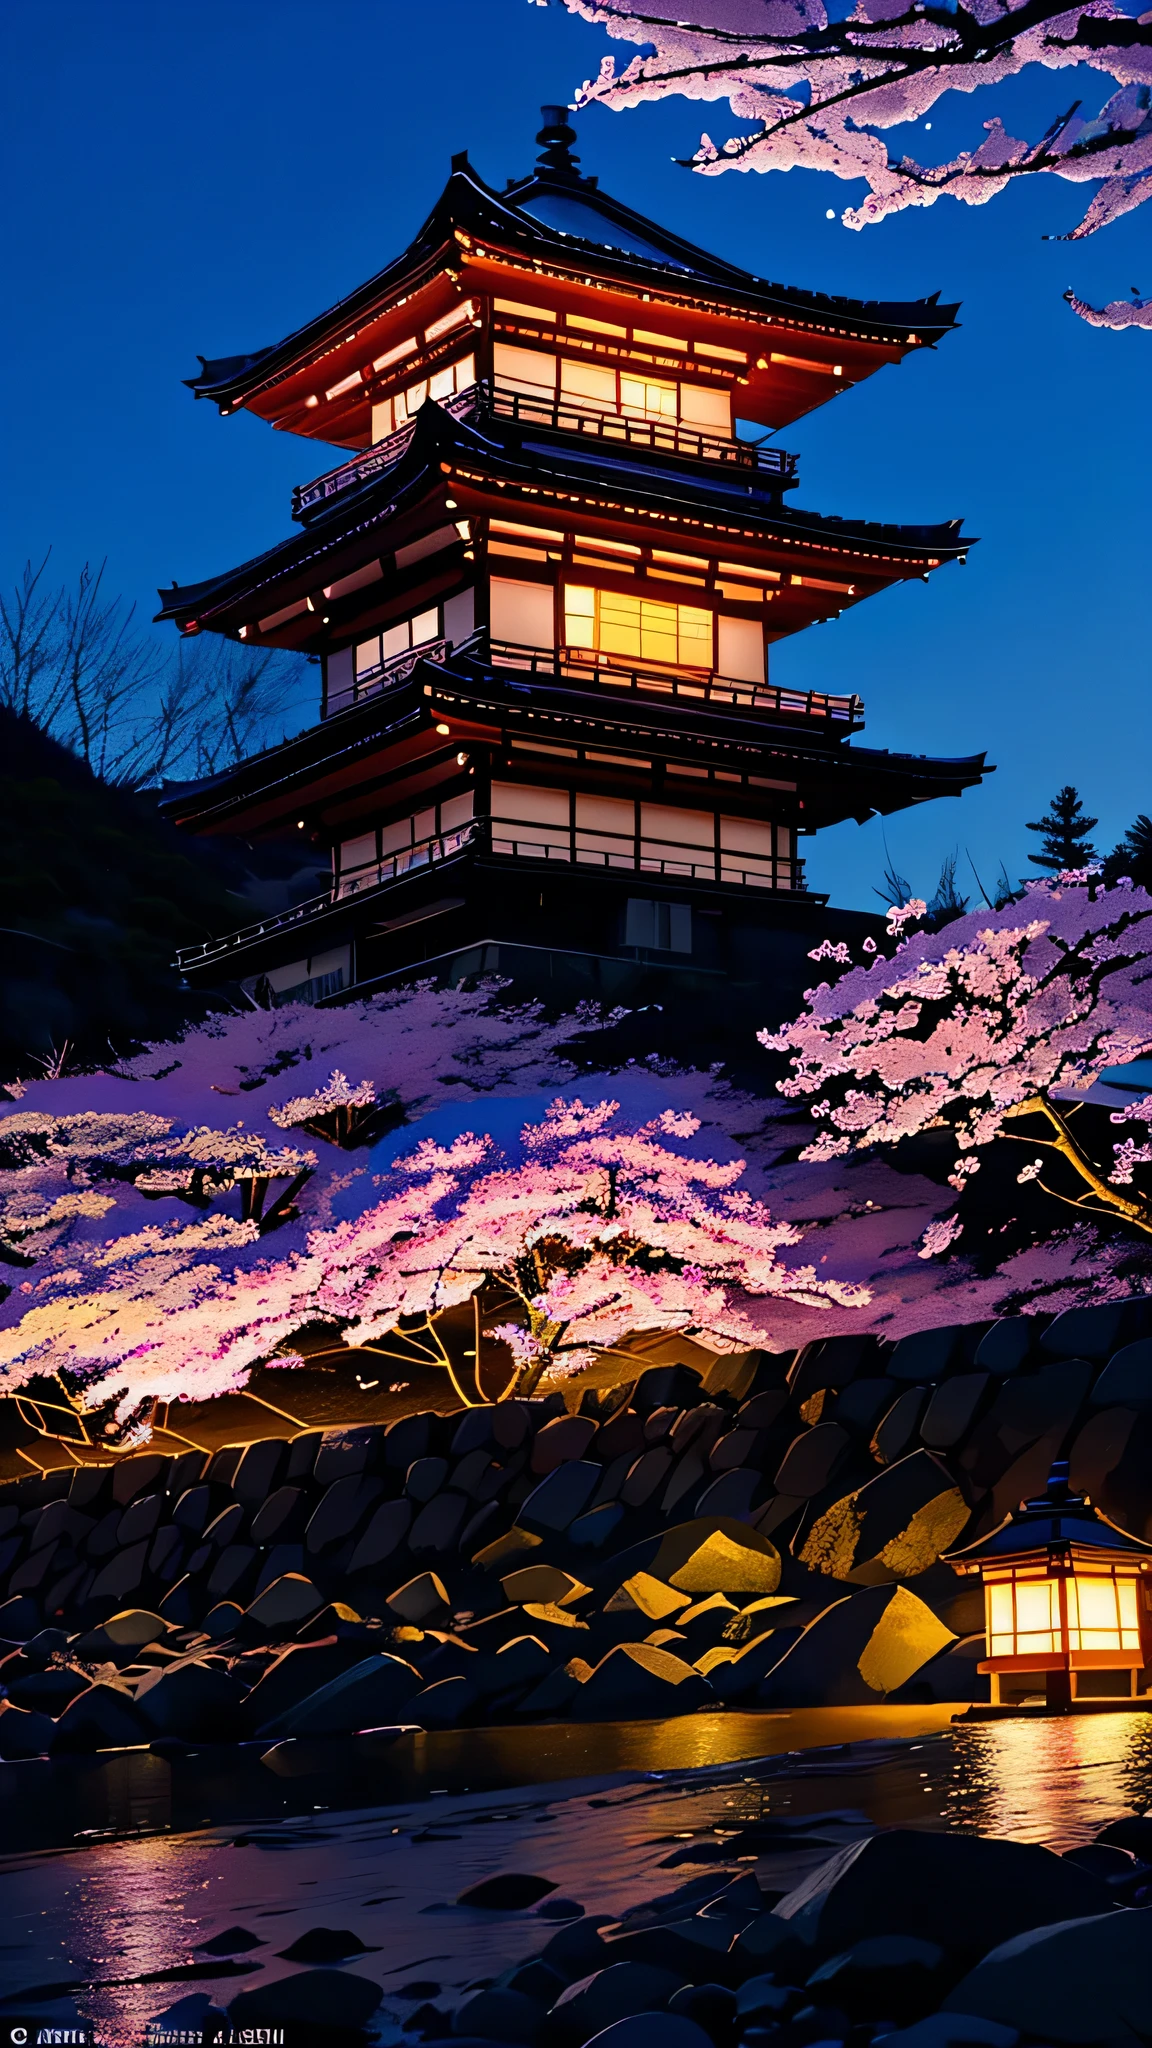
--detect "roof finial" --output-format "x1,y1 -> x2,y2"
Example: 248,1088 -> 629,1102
536,104 -> 580,179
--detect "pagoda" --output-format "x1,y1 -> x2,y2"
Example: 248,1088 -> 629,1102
158,108 -> 988,1019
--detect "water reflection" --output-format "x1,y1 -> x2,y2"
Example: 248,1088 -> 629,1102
1,1708 -> 1149,1858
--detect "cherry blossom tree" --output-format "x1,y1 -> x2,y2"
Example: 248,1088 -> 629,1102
311,1096 -> 870,1399
761,875 -> 1152,1247
553,0 -> 1152,314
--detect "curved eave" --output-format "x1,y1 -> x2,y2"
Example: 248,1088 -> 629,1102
947,1509 -> 1152,1564
185,163 -> 959,413
156,403 -> 972,636
158,649 -> 988,839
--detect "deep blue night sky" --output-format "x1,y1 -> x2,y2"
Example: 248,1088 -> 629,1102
2,0 -> 1148,910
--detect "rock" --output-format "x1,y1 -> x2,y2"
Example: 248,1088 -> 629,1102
231,1437 -> 289,1504
258,1652 -> 421,1736
88,1539 -> 150,1605
1041,1300 -> 1152,1361
492,1401 -> 531,1450
520,1462 -> 601,1533
50,1681 -> 150,1752
305,1475 -> 384,1554
532,1416 -> 599,1473
633,1365 -> 704,1414
250,1486 -> 310,1546
196,1926 -> 265,1955
387,1572 -> 449,1623
111,1453 -> 169,1505
773,1424 -> 850,1498
276,1927 -> 374,1962
888,1634 -> 990,1703
1097,1815 -> 1152,1858
550,1961 -> 688,2044
541,1918 -> 614,1980
836,1378 -> 894,1437
74,1608 -> 169,1657
244,1572 -> 323,1631
458,1872 -> 559,1909
671,1403 -> 729,1454
943,1906 -> 1150,2041
206,1543 -> 259,1603
284,1428 -> 324,1481
598,1410 -> 645,1461
313,1424 -> 383,1487
451,1409 -> 495,1456
872,1389 -> 927,1465
348,1498 -> 412,1573
518,1664 -> 583,1716
406,1455 -> 449,1503
7,1666 -> 89,1713
148,1525 -> 184,1583
759,1586 -> 955,1706
239,1638 -> 375,1731
228,1969 -> 381,2031
603,1916 -> 740,1982
136,1662 -> 247,1740
451,1449 -> 504,1500
790,1335 -> 877,1399
799,1451 -> 970,1585
583,2018 -> 715,2048
667,1983 -> 738,2033
661,1453 -> 707,1516
606,1572 -> 690,1622
695,1470 -> 763,1522
475,1634 -> 551,1697
570,1504 -> 625,1548
974,1319 -> 1036,1375
734,1975 -> 795,2020
574,1643 -> 711,1720
452,1988 -> 543,2039
921,1375 -> 990,1450
806,1933 -> 946,2022
1091,1337 -> 1152,1408
621,1450 -> 675,1508
0,1595 -> 42,1642
774,1829 -> 1111,1958
537,1898 -> 586,1923
731,1911 -> 812,1977
876,2018 -> 1019,2048
147,1995 -> 230,2034
409,1491 -> 469,1553
1061,1842 -> 1136,1879
204,1502 -> 246,1549
501,1564 -> 589,1607
172,1485 -> 216,1535
888,1327 -> 963,1382
409,1676 -> 477,1727
0,1701 -> 56,1757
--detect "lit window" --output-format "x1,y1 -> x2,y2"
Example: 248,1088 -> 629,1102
619,373 -> 677,422
563,585 -> 712,669
355,608 -> 440,678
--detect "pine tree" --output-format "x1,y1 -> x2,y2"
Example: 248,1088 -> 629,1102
1104,813 -> 1152,891
1025,785 -> 1098,871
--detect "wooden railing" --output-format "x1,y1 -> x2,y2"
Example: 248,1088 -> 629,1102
175,811 -> 805,971
491,640 -> 863,726
326,636 -> 450,716
293,380 -> 797,519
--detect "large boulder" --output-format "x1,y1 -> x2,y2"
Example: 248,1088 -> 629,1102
0,1701 -> 56,1757
501,1564 -> 590,1608
519,1463 -> 601,1533
573,1643 -> 711,1721
758,1586 -> 955,1706
72,1608 -> 169,1660
305,1475 -> 384,1554
257,1652 -> 421,1737
1041,1300 -> 1152,1361
920,1375 -> 990,1451
773,1424 -> 850,1498
136,1662 -> 247,1741
348,1498 -> 412,1573
250,1486 -> 310,1546
774,1830 -> 1111,1961
549,1961 -> 689,2044
50,1681 -> 150,1752
943,1906 -> 1150,2042
243,1572 -> 324,1633
1091,1337 -> 1152,1409
531,1416 -> 599,1474
238,1638 -> 378,1732
799,1452 -> 971,1585
231,1437 -> 290,1504
228,1969 -> 381,2031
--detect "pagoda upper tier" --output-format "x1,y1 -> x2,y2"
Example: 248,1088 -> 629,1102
185,111 -> 959,448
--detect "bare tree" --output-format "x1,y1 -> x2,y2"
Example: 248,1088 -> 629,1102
0,555 -> 312,787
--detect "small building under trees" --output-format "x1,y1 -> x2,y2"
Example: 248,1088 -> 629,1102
157,111 -> 987,1020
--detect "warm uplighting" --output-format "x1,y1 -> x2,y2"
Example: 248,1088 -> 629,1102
947,1461 -> 1152,1709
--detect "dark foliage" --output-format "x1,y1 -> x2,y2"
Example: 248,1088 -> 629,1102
1025,785 -> 1099,871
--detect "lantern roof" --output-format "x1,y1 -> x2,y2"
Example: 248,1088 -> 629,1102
946,1460 -> 1152,1570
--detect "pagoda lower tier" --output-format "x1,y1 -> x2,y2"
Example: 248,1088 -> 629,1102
163,642 -> 987,1024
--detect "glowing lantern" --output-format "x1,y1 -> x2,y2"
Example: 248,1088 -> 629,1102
946,1461 -> 1151,1709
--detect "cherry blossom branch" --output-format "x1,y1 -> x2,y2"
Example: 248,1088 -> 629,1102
1003,1094 -> 1152,1232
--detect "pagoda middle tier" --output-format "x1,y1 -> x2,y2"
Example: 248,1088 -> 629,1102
158,112 -> 987,1019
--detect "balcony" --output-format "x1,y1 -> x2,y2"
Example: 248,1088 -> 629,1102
326,635 -> 450,716
492,641 -> 863,729
488,385 -> 797,481
174,812 -> 806,974
293,381 -> 797,521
